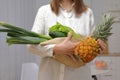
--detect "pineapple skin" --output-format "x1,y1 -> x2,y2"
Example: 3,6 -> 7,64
74,37 -> 99,63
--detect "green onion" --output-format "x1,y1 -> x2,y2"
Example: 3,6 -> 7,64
0,22 -> 52,40
0,21 -> 52,45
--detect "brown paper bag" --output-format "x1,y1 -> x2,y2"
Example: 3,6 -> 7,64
40,37 -> 85,68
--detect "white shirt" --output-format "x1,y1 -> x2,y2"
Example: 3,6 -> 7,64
29,4 -> 95,80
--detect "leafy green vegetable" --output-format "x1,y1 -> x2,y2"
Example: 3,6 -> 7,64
49,31 -> 67,38
49,22 -> 82,40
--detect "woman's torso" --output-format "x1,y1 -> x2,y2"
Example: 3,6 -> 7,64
38,4 -> 94,80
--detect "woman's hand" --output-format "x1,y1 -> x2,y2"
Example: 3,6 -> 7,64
53,32 -> 79,62
97,39 -> 107,54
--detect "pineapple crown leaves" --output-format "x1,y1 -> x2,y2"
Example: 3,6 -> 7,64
92,13 -> 115,41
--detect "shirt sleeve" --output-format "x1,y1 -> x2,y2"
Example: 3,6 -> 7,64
28,6 -> 55,58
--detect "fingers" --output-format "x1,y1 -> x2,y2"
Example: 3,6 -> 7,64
97,39 -> 107,54
64,32 -> 73,42
98,48 -> 104,54
97,39 -> 106,50
73,41 -> 80,46
68,53 -> 77,62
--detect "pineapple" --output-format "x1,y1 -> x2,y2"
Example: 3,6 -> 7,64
74,14 -> 115,63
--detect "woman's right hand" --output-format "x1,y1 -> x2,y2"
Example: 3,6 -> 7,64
53,32 -> 79,62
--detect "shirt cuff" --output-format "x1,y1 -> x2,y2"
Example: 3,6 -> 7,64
37,44 -> 56,57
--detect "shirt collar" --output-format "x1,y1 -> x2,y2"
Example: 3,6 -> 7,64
59,3 -> 75,12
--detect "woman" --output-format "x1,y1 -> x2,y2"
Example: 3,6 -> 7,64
28,0 -> 106,80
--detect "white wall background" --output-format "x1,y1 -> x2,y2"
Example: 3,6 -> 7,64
0,0 -> 120,80
0,0 -> 49,80
91,0 -> 120,53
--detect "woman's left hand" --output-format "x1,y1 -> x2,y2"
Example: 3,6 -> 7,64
97,39 -> 107,54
